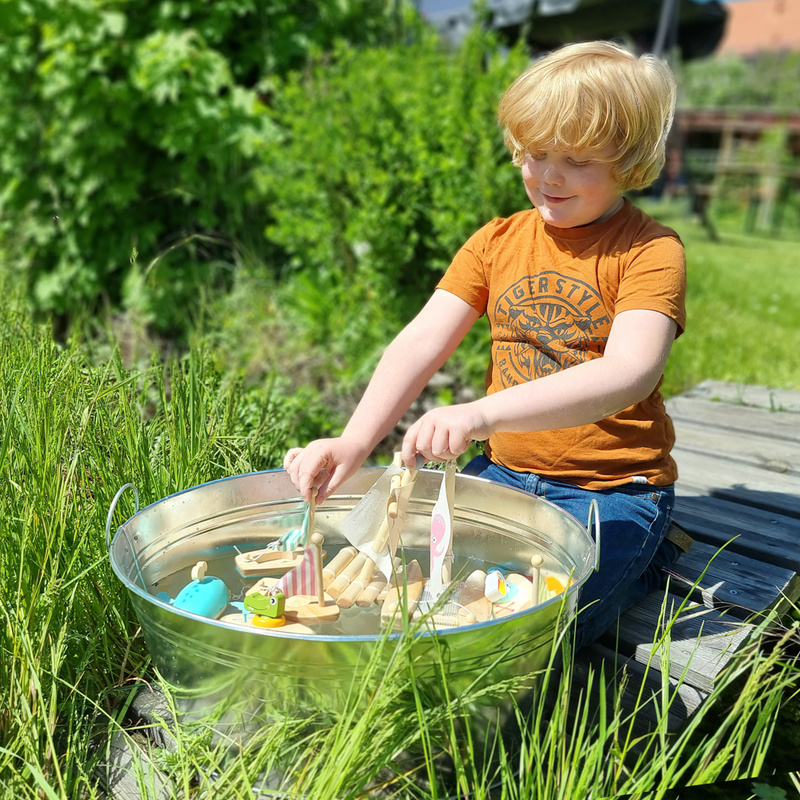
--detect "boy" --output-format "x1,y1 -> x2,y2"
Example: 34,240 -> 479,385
284,41 -> 686,649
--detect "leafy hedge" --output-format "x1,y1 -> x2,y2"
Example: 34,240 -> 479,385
678,51 -> 800,111
260,31 -> 529,338
0,0 -> 402,334
259,32 -> 526,378
190,30 -> 532,443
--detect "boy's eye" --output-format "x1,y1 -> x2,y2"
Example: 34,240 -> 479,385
568,158 -> 592,166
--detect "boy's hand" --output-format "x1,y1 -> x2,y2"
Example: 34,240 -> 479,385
401,402 -> 492,466
283,437 -> 369,504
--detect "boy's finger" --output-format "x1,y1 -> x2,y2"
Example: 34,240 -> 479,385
283,447 -> 303,470
401,427 -> 421,467
315,473 -> 335,504
449,429 -> 471,460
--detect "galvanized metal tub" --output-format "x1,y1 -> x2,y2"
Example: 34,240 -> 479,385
107,468 -> 597,736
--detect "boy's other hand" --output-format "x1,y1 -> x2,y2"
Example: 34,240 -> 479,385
402,403 -> 491,466
283,437 -> 369,504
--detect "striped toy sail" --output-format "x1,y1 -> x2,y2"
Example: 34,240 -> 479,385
273,545 -> 317,597
266,505 -> 310,552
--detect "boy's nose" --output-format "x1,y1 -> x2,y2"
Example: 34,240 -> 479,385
542,164 -> 563,184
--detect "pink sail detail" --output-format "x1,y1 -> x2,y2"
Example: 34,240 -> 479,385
429,464 -> 454,598
430,514 -> 448,559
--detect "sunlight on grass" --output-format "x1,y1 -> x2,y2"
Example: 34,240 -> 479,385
83,608 -> 800,800
640,200 -> 800,397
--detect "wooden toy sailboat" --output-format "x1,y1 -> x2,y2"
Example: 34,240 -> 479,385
333,452 -> 421,610
412,460 -> 480,627
234,508 -> 310,578
243,497 -> 340,625
426,458 -> 456,599
380,460 -> 484,629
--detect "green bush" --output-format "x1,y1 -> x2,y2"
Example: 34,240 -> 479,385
191,29 -> 537,444
199,31 -> 531,428
0,0 -> 403,335
260,32 -> 529,330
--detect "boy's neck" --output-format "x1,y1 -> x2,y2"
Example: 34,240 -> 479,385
576,196 -> 624,227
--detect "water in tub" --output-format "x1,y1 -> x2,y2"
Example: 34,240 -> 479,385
148,540 -> 571,637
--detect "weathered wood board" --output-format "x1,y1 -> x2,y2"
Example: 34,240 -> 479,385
665,539 -> 799,617
669,395 -> 800,449
97,730 -> 173,800
667,383 -> 800,526
673,453 -> 800,518
578,380 -> 800,733
671,414 -> 800,476
672,495 -> 800,571
576,642 -> 708,733
678,380 -> 800,414
610,592 -> 754,694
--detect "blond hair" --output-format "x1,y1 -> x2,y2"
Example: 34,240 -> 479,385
497,41 -> 676,191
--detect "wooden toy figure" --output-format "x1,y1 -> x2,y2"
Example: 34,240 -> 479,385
234,506 -> 311,578
484,569 -> 508,603
272,521 -> 340,624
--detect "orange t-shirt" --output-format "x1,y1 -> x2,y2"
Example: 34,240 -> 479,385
436,200 -> 686,489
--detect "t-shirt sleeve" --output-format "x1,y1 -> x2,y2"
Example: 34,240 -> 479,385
436,220 -> 501,315
614,234 -> 687,336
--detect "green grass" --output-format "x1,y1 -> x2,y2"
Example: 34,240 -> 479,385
0,282 -> 299,797
639,200 -> 800,398
1,270 -> 800,798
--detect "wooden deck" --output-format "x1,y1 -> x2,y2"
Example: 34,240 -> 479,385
578,380 -> 800,729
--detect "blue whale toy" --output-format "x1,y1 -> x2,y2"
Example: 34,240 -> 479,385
157,561 -> 230,620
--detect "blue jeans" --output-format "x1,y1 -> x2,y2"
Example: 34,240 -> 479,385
462,455 -> 679,651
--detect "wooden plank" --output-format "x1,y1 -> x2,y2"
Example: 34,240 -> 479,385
673,494 -> 800,571
610,593 -> 753,693
667,395 -> 800,446
663,541 -> 800,617
673,449 -> 800,518
679,380 -> 800,414
97,730 -> 173,800
129,686 -> 179,753
574,643 -> 707,734
578,381 -> 800,732
671,418 -> 800,477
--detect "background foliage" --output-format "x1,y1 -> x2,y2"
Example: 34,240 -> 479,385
1,1 -> 799,432
243,30 -> 527,409
678,50 -> 800,111
1,5 -> 800,795
0,0 -> 404,335
261,33 -> 526,314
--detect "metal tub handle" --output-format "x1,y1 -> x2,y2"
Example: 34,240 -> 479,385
105,483 -> 148,590
105,482 -> 140,551
587,498 -> 600,573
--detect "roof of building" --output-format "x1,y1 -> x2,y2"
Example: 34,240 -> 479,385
717,0 -> 800,55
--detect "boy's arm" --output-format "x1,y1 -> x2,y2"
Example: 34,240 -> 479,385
402,308 -> 677,464
284,290 -> 480,501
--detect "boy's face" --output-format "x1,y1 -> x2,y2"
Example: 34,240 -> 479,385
520,144 -> 624,228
